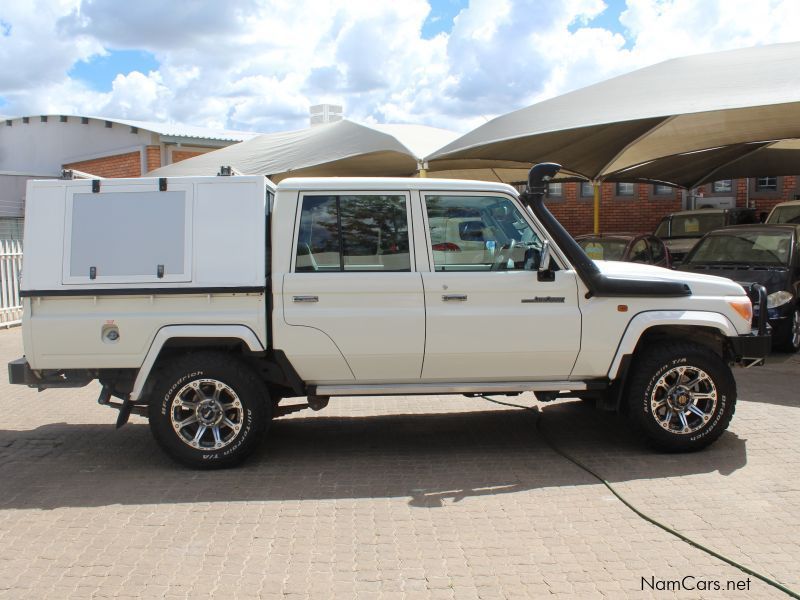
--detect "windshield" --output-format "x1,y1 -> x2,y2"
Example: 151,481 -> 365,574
668,213 -> 725,238
578,238 -> 627,261
767,205 -> 800,224
686,231 -> 793,266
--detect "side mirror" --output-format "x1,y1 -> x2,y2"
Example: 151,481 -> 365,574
538,240 -> 554,281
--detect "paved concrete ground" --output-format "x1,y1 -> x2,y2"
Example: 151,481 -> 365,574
0,326 -> 798,599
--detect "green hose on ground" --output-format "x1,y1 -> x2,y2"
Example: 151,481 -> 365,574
480,395 -> 800,600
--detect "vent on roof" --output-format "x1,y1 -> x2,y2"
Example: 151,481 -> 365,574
310,104 -> 344,127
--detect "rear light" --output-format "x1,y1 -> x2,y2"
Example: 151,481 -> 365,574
432,242 -> 461,252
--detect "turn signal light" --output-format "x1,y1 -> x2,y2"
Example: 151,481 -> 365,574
728,298 -> 753,323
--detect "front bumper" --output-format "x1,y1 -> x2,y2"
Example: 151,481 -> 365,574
730,283 -> 771,363
730,332 -> 771,361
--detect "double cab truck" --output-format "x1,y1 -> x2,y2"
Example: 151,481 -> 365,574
8,164 -> 770,468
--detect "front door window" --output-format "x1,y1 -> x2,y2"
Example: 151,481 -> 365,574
425,195 -> 544,271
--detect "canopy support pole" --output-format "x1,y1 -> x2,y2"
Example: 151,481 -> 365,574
593,181 -> 601,234
417,161 -> 428,178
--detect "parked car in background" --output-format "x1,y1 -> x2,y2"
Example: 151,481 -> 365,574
654,208 -> 758,264
576,233 -> 671,268
766,200 -> 800,224
678,224 -> 800,352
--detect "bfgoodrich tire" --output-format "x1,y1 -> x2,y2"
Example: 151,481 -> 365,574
148,352 -> 271,469
626,341 -> 736,452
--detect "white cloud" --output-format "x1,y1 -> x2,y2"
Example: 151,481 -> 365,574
1,0 -> 799,135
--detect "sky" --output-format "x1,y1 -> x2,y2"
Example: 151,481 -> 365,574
0,0 -> 799,134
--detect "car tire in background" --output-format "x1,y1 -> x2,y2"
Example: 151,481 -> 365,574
775,306 -> 800,353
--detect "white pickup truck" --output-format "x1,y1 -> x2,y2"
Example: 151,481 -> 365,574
8,164 -> 770,468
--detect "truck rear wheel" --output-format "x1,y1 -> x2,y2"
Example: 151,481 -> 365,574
148,352 -> 270,468
626,341 -> 736,452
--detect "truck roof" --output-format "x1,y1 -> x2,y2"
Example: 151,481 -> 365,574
769,200 -> 800,208
30,175 -> 519,197
276,177 -> 519,195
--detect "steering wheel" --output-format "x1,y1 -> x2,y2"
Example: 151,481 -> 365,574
490,239 -> 516,271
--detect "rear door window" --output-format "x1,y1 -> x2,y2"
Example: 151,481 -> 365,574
648,237 -> 666,263
295,194 -> 411,272
629,239 -> 651,263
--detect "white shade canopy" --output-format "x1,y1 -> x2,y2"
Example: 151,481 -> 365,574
150,119 -> 459,181
426,42 -> 800,185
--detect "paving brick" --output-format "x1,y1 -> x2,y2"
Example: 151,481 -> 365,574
0,327 -> 797,599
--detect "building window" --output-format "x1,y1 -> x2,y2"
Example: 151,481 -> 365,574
713,180 -> 733,193
755,177 -> 778,192
40,115 -> 48,123
5,120 -> 11,127
653,184 -> 672,196
60,115 -> 68,123
104,121 -> 113,128
580,181 -> 594,198
616,182 -> 635,197
81,117 -> 89,124
22,117 -> 29,124
547,182 -> 563,198
130,126 -> 138,134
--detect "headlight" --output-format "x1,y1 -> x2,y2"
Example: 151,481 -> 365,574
767,290 -> 793,309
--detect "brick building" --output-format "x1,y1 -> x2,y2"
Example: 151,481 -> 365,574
536,175 -> 799,236
0,115 -> 259,239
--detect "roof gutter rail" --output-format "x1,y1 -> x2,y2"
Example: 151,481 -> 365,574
520,163 -> 691,299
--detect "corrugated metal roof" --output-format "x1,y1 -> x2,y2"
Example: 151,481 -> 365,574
2,115 -> 261,142
100,117 -> 261,142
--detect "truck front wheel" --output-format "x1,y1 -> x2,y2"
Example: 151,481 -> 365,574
148,352 -> 270,468
626,341 -> 736,452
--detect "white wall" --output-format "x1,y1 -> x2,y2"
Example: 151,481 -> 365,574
0,117 -> 156,175
0,173 -> 57,218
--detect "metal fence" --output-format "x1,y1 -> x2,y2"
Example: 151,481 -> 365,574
0,240 -> 23,327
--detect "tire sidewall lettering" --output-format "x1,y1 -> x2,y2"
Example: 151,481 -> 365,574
161,370 -> 204,416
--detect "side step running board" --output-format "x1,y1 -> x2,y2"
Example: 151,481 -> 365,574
311,381 -> 595,397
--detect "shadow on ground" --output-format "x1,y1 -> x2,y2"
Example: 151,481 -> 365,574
0,399 -> 747,510
734,354 -> 800,408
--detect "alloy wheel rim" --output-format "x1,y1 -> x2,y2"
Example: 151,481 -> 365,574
650,365 -> 717,435
170,379 -> 244,450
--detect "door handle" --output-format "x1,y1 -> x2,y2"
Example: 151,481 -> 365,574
442,294 -> 468,301
293,295 -> 319,303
